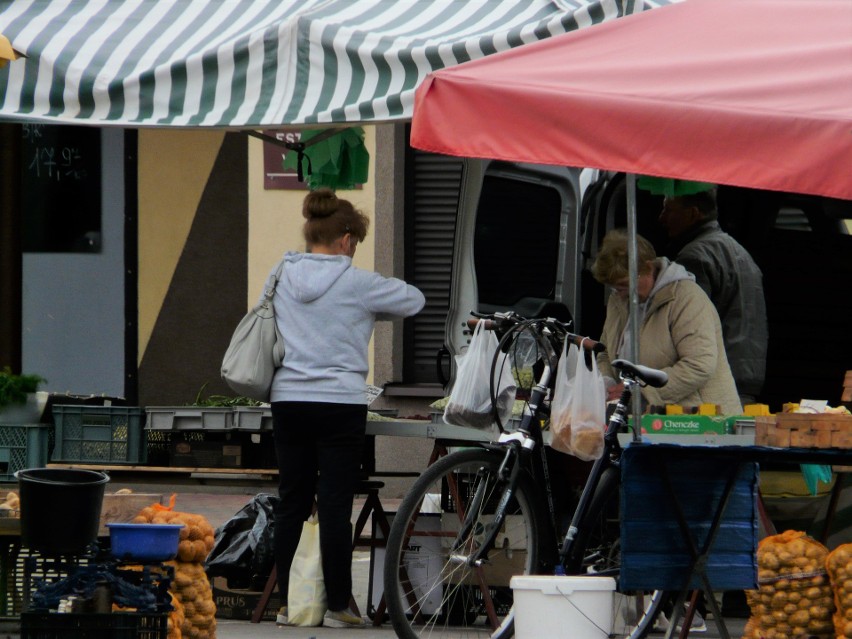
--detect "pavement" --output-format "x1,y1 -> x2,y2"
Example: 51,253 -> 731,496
0,485 -> 752,639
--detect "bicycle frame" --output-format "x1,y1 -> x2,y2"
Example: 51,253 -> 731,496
558,377 -> 636,570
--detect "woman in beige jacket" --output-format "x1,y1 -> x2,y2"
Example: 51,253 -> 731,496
592,228 -> 742,415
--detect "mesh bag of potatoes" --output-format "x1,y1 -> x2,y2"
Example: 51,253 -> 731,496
134,497 -> 217,639
744,530 -> 835,639
826,543 -> 852,639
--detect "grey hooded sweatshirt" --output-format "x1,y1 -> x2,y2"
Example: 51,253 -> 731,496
268,252 -> 425,404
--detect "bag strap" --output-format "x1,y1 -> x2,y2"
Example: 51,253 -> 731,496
262,257 -> 286,302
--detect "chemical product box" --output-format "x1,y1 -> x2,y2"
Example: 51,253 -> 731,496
634,414 -> 735,435
369,512 -> 443,617
51,405 -> 146,465
0,424 -> 49,482
20,611 -> 167,639
145,406 -> 234,430
510,575 -> 615,639
620,444 -> 758,591
169,439 -> 242,468
211,575 -> 280,621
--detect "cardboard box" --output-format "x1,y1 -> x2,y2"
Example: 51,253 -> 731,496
636,414 -> 735,435
211,576 -> 280,621
755,414 -> 852,448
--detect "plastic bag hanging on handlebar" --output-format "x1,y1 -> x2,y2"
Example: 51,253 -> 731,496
443,320 -> 517,430
550,338 -> 579,455
568,343 -> 606,461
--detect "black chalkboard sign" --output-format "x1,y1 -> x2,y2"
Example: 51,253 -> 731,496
21,124 -> 102,253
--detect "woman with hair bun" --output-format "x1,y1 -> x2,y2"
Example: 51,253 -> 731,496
268,188 -> 425,628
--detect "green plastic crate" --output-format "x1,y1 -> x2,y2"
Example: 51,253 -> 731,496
51,406 -> 146,465
0,425 -> 50,481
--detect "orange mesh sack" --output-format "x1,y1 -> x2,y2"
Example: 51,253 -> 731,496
134,497 -> 217,639
744,530 -> 835,639
826,543 -> 852,639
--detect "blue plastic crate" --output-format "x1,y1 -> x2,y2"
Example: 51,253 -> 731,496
51,406 -> 146,465
619,444 -> 758,591
0,425 -> 50,481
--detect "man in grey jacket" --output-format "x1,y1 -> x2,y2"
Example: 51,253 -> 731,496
658,187 -> 768,404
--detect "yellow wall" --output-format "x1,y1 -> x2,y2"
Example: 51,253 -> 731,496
137,130 -> 225,364
138,127 -> 378,373
247,128 -> 378,379
246,127 -> 377,303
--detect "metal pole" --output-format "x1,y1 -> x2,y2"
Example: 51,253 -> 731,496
625,174 -> 643,437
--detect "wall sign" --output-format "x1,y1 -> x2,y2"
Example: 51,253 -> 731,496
262,130 -> 308,191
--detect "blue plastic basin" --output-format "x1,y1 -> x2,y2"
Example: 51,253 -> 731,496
106,523 -> 184,562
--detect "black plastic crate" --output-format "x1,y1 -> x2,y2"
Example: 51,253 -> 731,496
0,544 -> 89,618
51,406 -> 146,465
441,470 -> 520,514
21,611 -> 167,639
145,430 -> 205,467
0,424 -> 50,481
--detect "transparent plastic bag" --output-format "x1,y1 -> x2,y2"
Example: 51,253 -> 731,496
444,320 -> 517,429
549,339 -> 579,455
568,344 -> 606,461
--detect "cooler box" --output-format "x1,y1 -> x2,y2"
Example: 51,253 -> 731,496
619,444 -> 759,591
510,575 -> 615,639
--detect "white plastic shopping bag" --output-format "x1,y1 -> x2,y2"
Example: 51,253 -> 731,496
549,339 -> 579,455
287,514 -> 327,626
568,344 -> 606,461
444,320 -> 517,429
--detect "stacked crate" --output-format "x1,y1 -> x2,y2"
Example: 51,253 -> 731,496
144,407 -> 276,469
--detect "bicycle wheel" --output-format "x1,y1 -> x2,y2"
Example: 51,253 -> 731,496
383,447 -> 546,639
563,465 -> 668,639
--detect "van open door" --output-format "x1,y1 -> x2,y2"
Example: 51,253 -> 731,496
442,160 -> 583,390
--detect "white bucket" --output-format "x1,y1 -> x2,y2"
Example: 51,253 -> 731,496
510,575 -> 615,639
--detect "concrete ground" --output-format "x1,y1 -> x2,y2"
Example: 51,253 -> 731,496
0,486 -> 751,639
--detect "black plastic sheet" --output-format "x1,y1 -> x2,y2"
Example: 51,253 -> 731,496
204,493 -> 278,591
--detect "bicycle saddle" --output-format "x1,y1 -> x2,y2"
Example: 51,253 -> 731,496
612,359 -> 668,388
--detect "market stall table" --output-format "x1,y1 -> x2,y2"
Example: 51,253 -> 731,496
618,442 -> 852,639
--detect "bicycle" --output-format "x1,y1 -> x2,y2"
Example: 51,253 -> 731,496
383,311 -> 670,639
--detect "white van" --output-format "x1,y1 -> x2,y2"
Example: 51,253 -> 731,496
438,161 -> 852,412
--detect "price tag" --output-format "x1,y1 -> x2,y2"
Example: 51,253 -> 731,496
365,385 -> 383,405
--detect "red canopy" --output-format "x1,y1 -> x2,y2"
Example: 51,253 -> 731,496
411,0 -> 852,201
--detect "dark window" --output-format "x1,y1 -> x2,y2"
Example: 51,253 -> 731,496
474,175 -> 561,308
21,124 -> 102,253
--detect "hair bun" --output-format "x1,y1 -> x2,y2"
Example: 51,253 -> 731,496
303,188 -> 338,219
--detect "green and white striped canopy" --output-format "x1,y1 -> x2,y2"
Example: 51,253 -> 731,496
0,0 -> 661,129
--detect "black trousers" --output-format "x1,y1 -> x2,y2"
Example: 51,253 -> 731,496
271,401 -> 366,611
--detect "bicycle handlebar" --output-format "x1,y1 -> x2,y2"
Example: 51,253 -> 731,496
466,316 -> 606,353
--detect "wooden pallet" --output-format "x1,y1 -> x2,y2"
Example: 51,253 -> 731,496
755,414 -> 852,448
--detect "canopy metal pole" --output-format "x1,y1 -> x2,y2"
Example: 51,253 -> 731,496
625,174 -> 643,438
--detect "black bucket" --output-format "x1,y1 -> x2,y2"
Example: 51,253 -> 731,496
15,468 -> 110,556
